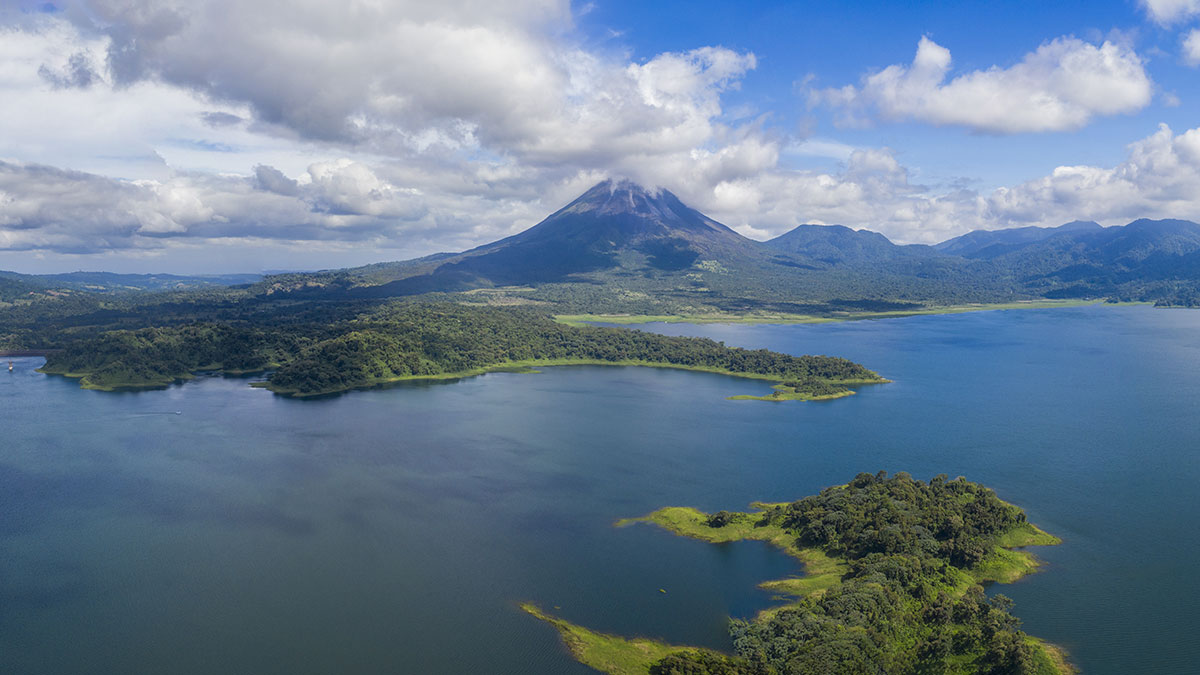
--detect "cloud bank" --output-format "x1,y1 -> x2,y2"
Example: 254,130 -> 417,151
7,122 -> 1200,256
814,37 -> 1152,134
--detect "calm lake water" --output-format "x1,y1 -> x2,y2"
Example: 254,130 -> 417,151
2,304 -> 1198,674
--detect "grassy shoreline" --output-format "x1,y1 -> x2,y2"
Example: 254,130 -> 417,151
530,493 -> 1070,675
520,603 -> 722,675
258,358 -> 887,399
35,366 -> 177,392
555,298 -> 1139,327
727,382 -> 859,402
625,503 -> 1061,598
40,357 -> 885,398
36,362 -> 269,392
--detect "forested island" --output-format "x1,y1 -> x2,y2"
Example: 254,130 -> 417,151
526,472 -> 1069,675
33,303 -> 885,398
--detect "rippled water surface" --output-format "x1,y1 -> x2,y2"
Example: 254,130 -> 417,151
2,304 -> 1197,674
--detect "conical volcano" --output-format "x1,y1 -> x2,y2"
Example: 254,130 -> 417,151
364,179 -> 761,293
477,179 -> 756,273
515,179 -> 748,250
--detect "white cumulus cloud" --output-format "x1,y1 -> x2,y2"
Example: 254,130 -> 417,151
985,124 -> 1200,228
6,123 -> 1200,264
0,2 -> 770,268
814,36 -> 1152,134
41,0 -> 755,173
666,124 -> 1200,246
1141,0 -> 1200,25
2,3 -> 1198,273
1184,29 -> 1200,65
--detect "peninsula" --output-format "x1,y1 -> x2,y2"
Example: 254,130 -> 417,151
34,303 -> 886,398
526,471 -> 1070,675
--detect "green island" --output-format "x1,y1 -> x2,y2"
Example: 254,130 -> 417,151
726,378 -> 874,402
33,303 -> 886,398
525,471 -> 1071,675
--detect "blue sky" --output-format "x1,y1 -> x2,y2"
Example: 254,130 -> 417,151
583,0 -> 1195,184
1,0 -> 1200,273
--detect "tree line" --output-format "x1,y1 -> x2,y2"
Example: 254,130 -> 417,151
38,303 -> 883,395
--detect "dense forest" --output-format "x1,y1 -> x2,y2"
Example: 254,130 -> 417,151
597,473 -> 1066,675
35,303 -> 884,396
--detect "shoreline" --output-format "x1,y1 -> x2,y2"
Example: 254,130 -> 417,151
38,357 -> 887,399
260,359 -> 888,399
0,349 -> 62,357
620,504 -> 1061,612
727,382 -> 863,402
529,493 -> 1070,675
555,298 -> 1145,327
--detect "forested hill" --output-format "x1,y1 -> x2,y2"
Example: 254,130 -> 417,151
37,303 -> 885,397
763,223 -> 938,265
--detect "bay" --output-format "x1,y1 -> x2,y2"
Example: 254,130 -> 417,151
1,304 -> 1197,673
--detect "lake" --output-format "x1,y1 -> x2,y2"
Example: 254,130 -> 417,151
2,304 -> 1197,674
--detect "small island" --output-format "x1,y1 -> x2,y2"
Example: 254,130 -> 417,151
726,376 -> 885,402
34,304 -> 887,399
525,471 -> 1071,675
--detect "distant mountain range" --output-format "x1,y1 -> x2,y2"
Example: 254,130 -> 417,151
0,271 -> 261,302
934,220 -> 1103,258
293,179 -> 1199,307
5,180 -> 1200,309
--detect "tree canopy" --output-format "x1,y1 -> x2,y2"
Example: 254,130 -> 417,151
37,303 -> 884,396
650,472 -> 1062,675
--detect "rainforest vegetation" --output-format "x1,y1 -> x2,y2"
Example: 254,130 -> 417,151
32,303 -> 884,396
531,472 -> 1068,675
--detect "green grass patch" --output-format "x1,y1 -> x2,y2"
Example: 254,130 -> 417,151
972,547 -> 1044,585
996,522 -> 1062,548
728,383 -> 856,402
555,299 -> 1121,328
757,548 -> 848,619
616,505 -> 850,619
616,505 -> 788,545
520,603 -> 711,675
1029,637 -> 1079,675
554,313 -> 837,327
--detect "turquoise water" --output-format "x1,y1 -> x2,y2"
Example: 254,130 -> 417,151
2,304 -> 1197,673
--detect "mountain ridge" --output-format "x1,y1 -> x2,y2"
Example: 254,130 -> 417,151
305,181 -> 1200,307
7,180 -> 1200,308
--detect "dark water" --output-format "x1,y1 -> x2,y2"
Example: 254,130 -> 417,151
1,305 -> 1197,674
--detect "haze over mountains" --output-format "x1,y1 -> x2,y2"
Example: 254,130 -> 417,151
0,270 -> 262,303
5,179 -> 1200,309
934,221 -> 1103,258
